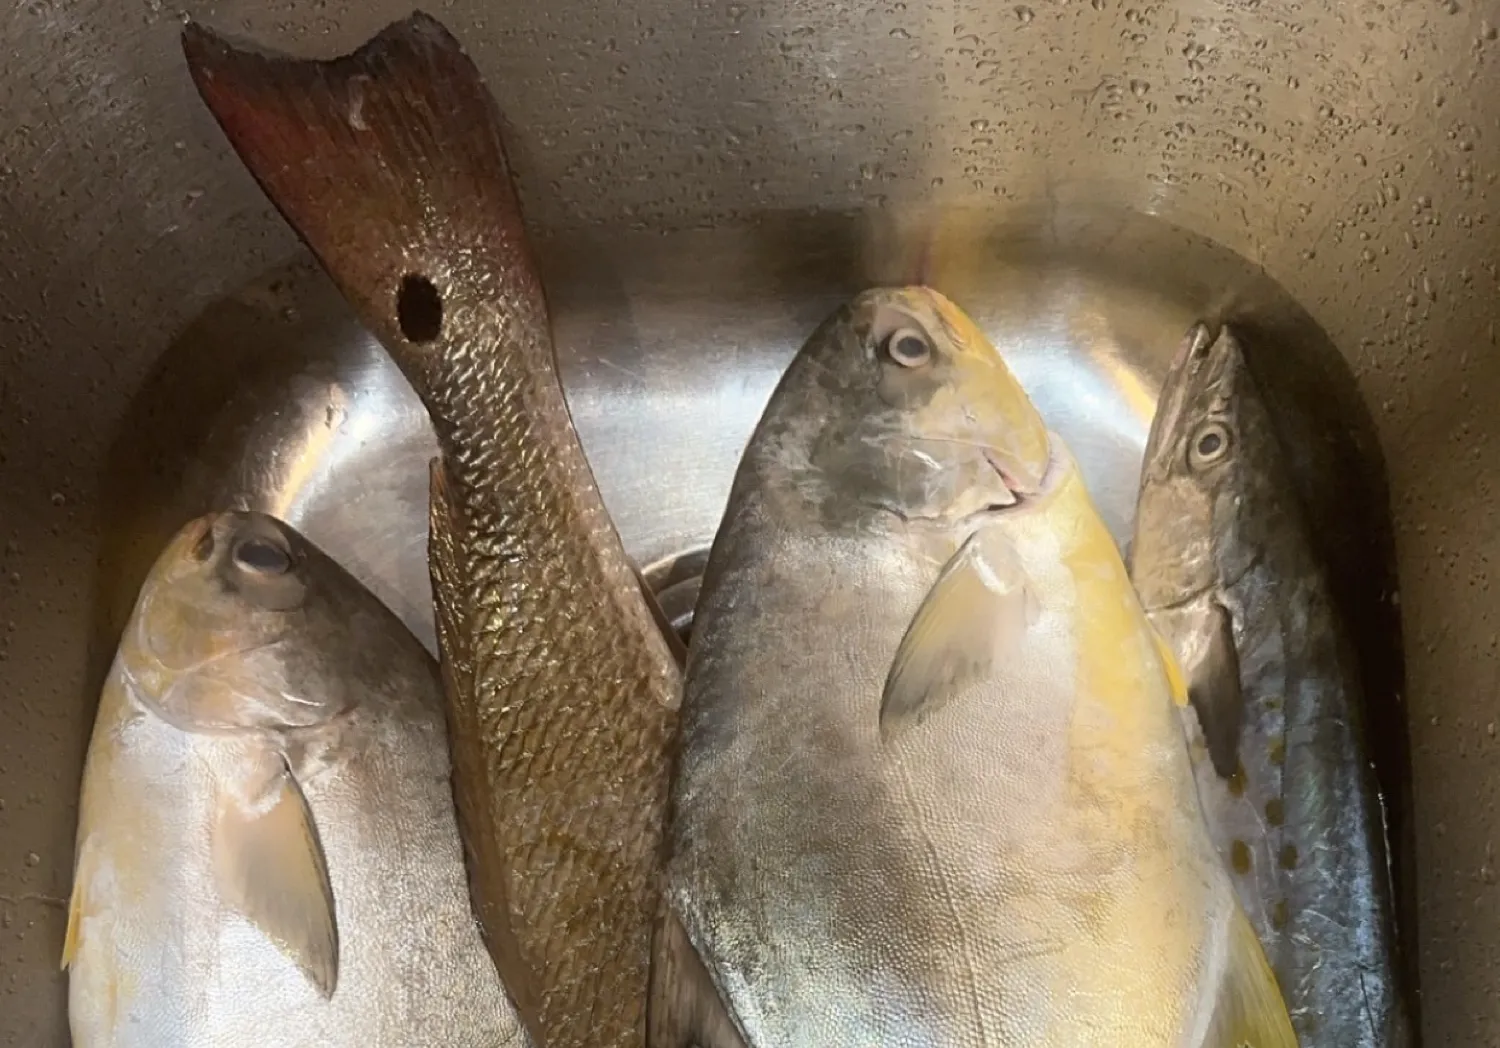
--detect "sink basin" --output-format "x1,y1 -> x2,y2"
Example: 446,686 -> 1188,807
0,0 -> 1492,1042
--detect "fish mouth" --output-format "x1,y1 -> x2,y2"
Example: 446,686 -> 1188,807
980,450 -> 1022,509
978,444 -> 1060,514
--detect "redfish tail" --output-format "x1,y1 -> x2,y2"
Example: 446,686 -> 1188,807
181,12 -> 544,360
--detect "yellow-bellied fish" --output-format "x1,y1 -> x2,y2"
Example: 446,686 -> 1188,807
1130,323 -> 1413,1046
651,288 -> 1298,1048
64,511 -> 531,1048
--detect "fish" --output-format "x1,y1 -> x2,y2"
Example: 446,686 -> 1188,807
1128,322 -> 1414,1047
181,15 -> 682,1048
63,510 -> 531,1048
650,286 -> 1298,1048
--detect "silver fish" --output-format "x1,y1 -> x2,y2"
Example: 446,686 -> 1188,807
64,511 -> 531,1048
651,287 -> 1297,1048
1129,322 -> 1412,1046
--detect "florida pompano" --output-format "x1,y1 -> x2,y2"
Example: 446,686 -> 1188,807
182,17 -> 681,1048
1130,322 -> 1413,1046
652,287 -> 1298,1048
65,511 -> 531,1048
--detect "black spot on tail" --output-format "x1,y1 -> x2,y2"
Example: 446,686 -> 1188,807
397,274 -> 443,343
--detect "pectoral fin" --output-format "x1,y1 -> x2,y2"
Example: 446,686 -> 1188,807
881,527 -> 1035,736
1183,601 -> 1244,780
213,755 -> 338,998
1205,906 -> 1298,1047
648,903 -> 750,1048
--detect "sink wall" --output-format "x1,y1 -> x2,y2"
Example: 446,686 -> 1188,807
1,0 -> 1496,1042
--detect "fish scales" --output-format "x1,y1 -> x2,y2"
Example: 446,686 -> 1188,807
651,288 -> 1297,1048
183,16 -> 681,1048
65,511 -> 532,1048
1130,322 -> 1413,1047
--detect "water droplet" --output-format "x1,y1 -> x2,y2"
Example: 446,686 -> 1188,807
1129,78 -> 1150,98
970,118 -> 991,132
889,26 -> 910,38
24,852 -> 39,867
1015,5 -> 1035,23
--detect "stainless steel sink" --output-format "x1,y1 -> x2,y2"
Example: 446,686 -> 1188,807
0,0 -> 1493,1043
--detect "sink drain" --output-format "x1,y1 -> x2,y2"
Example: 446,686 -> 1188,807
640,545 -> 710,648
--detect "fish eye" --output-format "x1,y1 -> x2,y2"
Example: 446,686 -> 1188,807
884,327 -> 933,369
1188,421 -> 1232,469
232,536 -> 292,576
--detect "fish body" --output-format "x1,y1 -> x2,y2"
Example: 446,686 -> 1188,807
1129,323 -> 1412,1046
182,17 -> 681,1048
64,511 -> 529,1048
653,287 -> 1296,1048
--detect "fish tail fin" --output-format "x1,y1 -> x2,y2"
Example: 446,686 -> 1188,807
180,12 -> 544,358
1205,905 -> 1300,1047
648,903 -> 750,1048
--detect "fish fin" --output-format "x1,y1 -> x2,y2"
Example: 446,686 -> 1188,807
180,13 -> 543,356
1185,601 -> 1245,780
1204,906 -> 1299,1048
881,527 -> 1034,736
636,567 -> 689,668
1152,626 -> 1191,709
213,755 -> 338,998
60,843 -> 89,969
648,904 -> 750,1048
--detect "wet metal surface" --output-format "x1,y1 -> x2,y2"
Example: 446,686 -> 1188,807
81,213 -> 1403,1037
0,0 -> 1492,1042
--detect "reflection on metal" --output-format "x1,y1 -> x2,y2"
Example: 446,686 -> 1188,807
76,211 -> 1408,1045
6,0 -> 1485,1030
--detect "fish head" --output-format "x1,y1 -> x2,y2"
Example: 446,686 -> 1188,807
1131,322 -> 1266,609
793,285 -> 1053,526
121,511 -> 366,735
